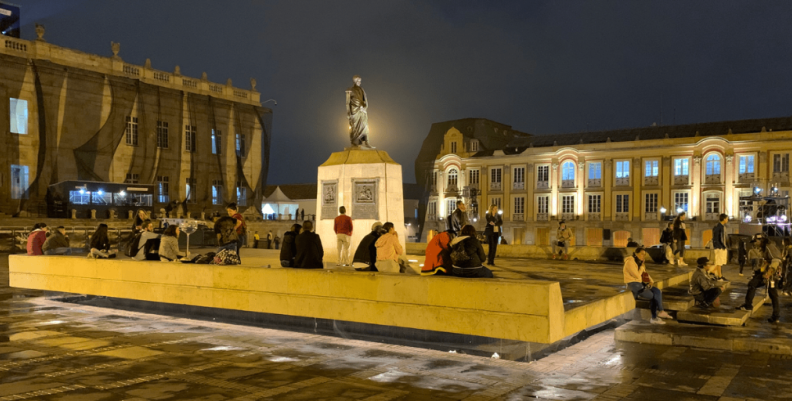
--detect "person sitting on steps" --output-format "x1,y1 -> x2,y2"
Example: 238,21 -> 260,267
623,246 -> 673,324
690,257 -> 727,309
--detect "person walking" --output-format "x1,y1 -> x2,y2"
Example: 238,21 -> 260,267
623,247 -> 673,324
42,226 -> 71,255
266,230 -> 273,249
334,206 -> 353,266
280,224 -> 301,267
448,201 -> 468,237
484,204 -> 503,266
552,220 -> 572,260
449,225 -> 494,278
227,203 -> 247,261
26,223 -> 48,256
711,213 -> 729,280
294,221 -> 324,269
673,212 -> 689,266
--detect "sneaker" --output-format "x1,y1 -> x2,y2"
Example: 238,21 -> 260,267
650,318 -> 666,325
657,311 -> 673,319
678,261 -> 688,266
735,305 -> 749,311
739,273 -> 744,277
696,302 -> 712,310
768,317 -> 780,324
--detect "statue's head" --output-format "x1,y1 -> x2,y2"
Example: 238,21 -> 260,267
352,75 -> 362,85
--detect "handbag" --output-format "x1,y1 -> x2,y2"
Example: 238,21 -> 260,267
450,241 -> 470,265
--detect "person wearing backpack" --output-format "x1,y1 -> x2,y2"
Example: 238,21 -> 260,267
133,220 -> 160,261
449,225 -> 494,278
227,203 -> 247,261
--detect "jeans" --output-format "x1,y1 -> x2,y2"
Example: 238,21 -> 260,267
487,232 -> 500,264
674,239 -> 685,258
744,271 -> 780,319
694,287 -> 722,305
452,266 -> 494,278
553,240 -> 569,256
627,282 -> 664,319
44,247 -> 72,255
337,234 -> 351,265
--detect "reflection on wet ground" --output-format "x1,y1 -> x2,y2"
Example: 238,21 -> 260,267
0,255 -> 787,400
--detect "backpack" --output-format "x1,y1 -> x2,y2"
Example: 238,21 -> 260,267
213,249 -> 240,265
195,252 -> 216,264
125,232 -> 143,258
450,240 -> 470,265
143,238 -> 161,261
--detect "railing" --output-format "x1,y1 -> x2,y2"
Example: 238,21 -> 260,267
615,212 -> 630,221
704,175 -> 721,184
643,176 -> 659,186
705,213 -> 720,221
644,212 -> 658,220
123,64 -> 140,76
234,90 -> 249,99
153,71 -> 170,82
182,78 -> 198,88
537,213 -> 549,221
588,212 -> 601,221
490,182 -> 502,191
4,39 -> 27,53
773,172 -> 789,182
512,213 -> 524,221
738,172 -> 755,182
209,84 -> 224,94
674,175 -> 689,185
561,180 -> 575,188
513,182 -> 525,190
587,179 -> 601,188
536,181 -> 549,190
0,226 -> 134,253
561,213 -> 575,221
615,177 -> 630,186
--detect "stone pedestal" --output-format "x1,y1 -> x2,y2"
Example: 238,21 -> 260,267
316,148 -> 405,263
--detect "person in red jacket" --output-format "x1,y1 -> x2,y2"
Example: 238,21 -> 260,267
26,223 -> 49,256
422,230 -> 453,275
334,206 -> 353,266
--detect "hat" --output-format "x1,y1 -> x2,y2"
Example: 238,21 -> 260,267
697,257 -> 710,266
559,220 -> 566,225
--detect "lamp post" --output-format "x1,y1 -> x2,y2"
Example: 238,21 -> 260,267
262,99 -> 277,106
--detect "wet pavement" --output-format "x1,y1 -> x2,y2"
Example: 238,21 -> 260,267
0,254 -> 786,400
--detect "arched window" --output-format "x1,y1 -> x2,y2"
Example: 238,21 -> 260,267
447,168 -> 458,188
561,161 -> 575,187
706,154 -> 721,176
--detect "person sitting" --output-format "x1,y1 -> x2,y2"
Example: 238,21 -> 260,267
26,223 -> 48,256
353,222 -> 383,271
158,225 -> 185,262
88,224 -> 117,259
422,230 -> 453,276
294,221 -> 324,269
448,225 -> 494,278
690,257 -> 726,309
626,237 -> 639,247
375,222 -> 418,274
42,226 -> 71,255
133,220 -> 160,261
623,246 -> 673,324
736,237 -> 782,323
279,224 -> 301,267
214,216 -> 239,253
552,220 -> 572,260
659,223 -> 674,264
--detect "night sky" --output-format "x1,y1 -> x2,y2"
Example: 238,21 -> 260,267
11,1 -> 792,185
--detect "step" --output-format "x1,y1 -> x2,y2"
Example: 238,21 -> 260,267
634,280 -> 731,313
676,295 -> 766,326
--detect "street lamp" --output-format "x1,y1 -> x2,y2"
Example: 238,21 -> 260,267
262,99 -> 277,106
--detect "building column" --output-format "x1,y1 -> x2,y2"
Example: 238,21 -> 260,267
551,161 -> 559,217
633,157 -> 641,222
526,163 -> 535,222
577,160 -> 586,218
662,156 -> 671,217
604,159 -> 613,221
725,154 -> 734,217
692,155 -> 702,219
503,164 -> 511,221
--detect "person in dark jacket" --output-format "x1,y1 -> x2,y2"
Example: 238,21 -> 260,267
294,221 -> 324,269
214,216 -> 239,253
690,257 -> 726,309
711,213 -> 729,280
449,225 -> 494,278
659,222 -> 674,264
43,226 -> 71,255
672,212 -> 688,266
736,237 -> 781,323
279,224 -> 302,267
484,205 -> 503,266
89,224 -> 117,258
354,222 -> 383,271
447,201 -> 468,237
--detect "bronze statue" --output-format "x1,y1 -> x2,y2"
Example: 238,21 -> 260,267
346,75 -> 373,148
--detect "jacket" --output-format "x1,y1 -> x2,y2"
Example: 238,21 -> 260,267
280,231 -> 298,263
623,256 -> 647,284
484,214 -> 503,236
334,214 -> 353,236
447,208 -> 468,236
763,242 -> 782,262
158,236 -> 182,261
375,232 -> 403,262
557,227 -> 572,243
423,231 -> 452,273
214,216 -> 238,246
26,230 -> 47,255
659,229 -> 674,244
134,231 -> 161,260
294,231 -> 324,269
42,231 -> 69,252
690,267 -> 718,295
712,223 -> 727,250
450,235 -> 486,268
673,221 -> 687,241
353,230 -> 381,266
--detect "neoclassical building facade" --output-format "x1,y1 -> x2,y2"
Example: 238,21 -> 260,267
421,117 -> 792,248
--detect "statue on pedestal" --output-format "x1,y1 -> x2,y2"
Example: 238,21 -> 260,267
346,75 -> 374,149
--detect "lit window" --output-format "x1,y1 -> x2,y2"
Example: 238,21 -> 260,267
589,163 -> 601,179
562,162 -> 575,181
11,164 -> 28,199
706,154 -> 721,175
212,129 -> 221,154
236,133 -> 246,157
157,175 -> 169,203
212,180 -> 223,205
186,178 -> 197,203
739,155 -> 754,174
9,98 -> 28,135
185,125 -> 196,152
674,192 -> 689,212
447,168 -> 458,188
469,169 -> 479,184
616,160 -> 630,178
674,158 -> 689,176
645,160 -> 658,177
237,181 -> 247,206
125,116 -> 138,146
69,190 -> 90,205
616,194 -> 630,213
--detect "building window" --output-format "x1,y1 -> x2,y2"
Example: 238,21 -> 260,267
489,197 -> 502,210
446,199 -> 457,217
470,140 -> 478,152
185,125 -> 196,152
428,201 -> 437,219
236,133 -> 246,156
513,197 -> 525,221
450,141 -> 457,153
92,191 -> 112,205
124,173 -> 139,184
212,180 -> 223,205
588,194 -> 601,214
9,98 -> 28,135
186,178 -> 197,203
237,181 -> 247,206
537,195 -> 549,220
616,194 -> 630,213
561,161 -> 575,188
705,154 -> 721,183
615,160 -> 630,185
469,169 -> 479,185
645,193 -> 658,213
645,160 -> 658,177
739,155 -> 755,179
125,116 -> 138,146
212,129 -> 221,154
537,165 -> 549,189
674,192 -> 689,213
588,162 -> 602,187
513,167 -> 525,189
69,190 -> 90,205
447,168 -> 458,189
155,121 -> 168,148
10,165 -> 28,199
773,153 -> 789,180
157,176 -> 169,203
490,167 -> 502,191
705,193 -> 720,220
561,195 -> 575,218
674,158 -> 689,185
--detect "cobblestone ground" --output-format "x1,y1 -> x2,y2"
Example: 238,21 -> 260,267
0,258 -> 786,400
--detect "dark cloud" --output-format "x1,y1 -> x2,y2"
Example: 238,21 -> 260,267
13,0 -> 792,184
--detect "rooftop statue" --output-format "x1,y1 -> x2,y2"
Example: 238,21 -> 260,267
346,75 -> 374,149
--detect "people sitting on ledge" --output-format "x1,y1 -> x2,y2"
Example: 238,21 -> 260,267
422,230 -> 453,276
88,224 -> 117,259
214,216 -> 239,254
26,223 -> 48,256
626,237 -> 639,247
623,246 -> 673,324
294,221 -> 324,269
133,220 -> 161,261
279,223 -> 301,267
158,225 -> 185,262
448,225 -> 494,278
42,226 -> 71,255
375,222 -> 418,274
354,222 -> 383,272
690,257 -> 726,309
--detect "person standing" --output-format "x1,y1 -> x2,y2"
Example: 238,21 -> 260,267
736,237 -> 782,323
43,226 -> 71,255
673,212 -> 689,266
26,223 -> 48,256
226,203 -> 246,261
711,213 -> 729,280
334,206 -> 353,266
659,222 -> 674,264
484,205 -> 503,266
623,247 -> 673,324
253,231 -> 260,248
267,230 -> 273,249
448,201 -> 468,237
552,220 -> 572,260
294,221 -> 324,269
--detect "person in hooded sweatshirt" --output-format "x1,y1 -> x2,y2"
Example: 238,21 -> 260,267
279,224 -> 301,267
27,223 -> 49,255
354,222 -> 383,271
449,225 -> 494,278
